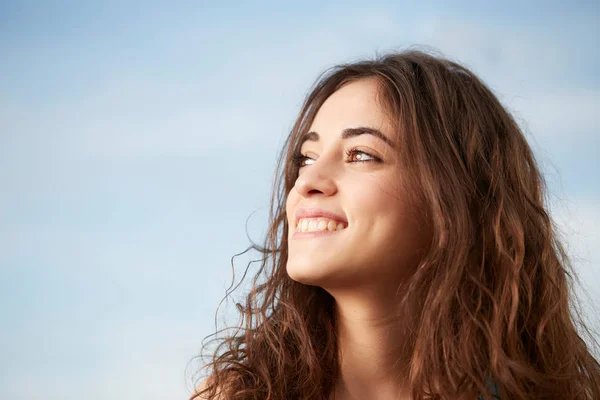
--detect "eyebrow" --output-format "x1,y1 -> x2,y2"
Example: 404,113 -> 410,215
299,126 -> 396,149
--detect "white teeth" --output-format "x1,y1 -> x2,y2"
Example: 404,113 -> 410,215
327,220 -> 336,231
318,220 -> 327,231
295,218 -> 346,233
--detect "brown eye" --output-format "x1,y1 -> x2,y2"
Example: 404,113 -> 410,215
345,148 -> 380,163
292,148 -> 381,168
292,153 -> 313,168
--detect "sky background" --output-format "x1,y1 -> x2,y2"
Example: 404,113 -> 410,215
1,1 -> 599,399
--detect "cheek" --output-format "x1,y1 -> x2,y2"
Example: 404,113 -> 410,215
285,191 -> 300,225
350,178 -> 401,215
350,178 -> 420,248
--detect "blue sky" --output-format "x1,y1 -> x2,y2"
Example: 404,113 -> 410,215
1,1 -> 599,399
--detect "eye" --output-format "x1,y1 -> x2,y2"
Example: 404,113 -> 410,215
344,148 -> 379,163
291,147 -> 381,168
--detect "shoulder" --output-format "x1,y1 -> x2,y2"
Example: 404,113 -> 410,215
191,376 -> 226,400
190,378 -> 209,400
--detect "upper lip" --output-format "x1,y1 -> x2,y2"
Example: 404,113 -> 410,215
294,207 -> 348,226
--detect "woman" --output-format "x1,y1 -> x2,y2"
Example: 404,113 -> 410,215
190,49 -> 600,399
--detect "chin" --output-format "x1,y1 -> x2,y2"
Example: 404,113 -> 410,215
286,263 -> 322,285
286,261 -> 334,286
286,260 -> 356,289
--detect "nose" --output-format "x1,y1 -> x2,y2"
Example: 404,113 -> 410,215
293,153 -> 338,198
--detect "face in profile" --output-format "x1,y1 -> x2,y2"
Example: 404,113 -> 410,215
285,78 -> 432,292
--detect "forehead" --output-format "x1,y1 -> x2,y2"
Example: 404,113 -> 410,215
309,77 -> 393,135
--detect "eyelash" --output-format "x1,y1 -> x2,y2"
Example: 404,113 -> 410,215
291,147 -> 381,168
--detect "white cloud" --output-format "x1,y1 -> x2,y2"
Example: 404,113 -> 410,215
507,91 -> 599,141
550,195 -> 600,337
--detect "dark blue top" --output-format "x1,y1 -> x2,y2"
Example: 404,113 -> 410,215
479,378 -> 500,399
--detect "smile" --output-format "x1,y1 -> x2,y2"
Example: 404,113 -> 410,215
295,217 -> 347,233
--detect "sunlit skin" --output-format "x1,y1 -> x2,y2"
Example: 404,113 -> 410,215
285,78 -> 433,400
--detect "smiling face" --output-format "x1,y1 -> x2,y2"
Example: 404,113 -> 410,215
285,77 -> 432,292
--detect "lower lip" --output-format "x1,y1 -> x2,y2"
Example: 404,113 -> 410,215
292,228 -> 346,239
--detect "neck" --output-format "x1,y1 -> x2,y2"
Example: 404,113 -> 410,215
328,285 -> 416,400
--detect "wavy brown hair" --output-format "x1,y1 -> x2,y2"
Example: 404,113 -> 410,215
188,49 -> 600,399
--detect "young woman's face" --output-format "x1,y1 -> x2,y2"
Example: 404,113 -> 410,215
285,78 -> 432,291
